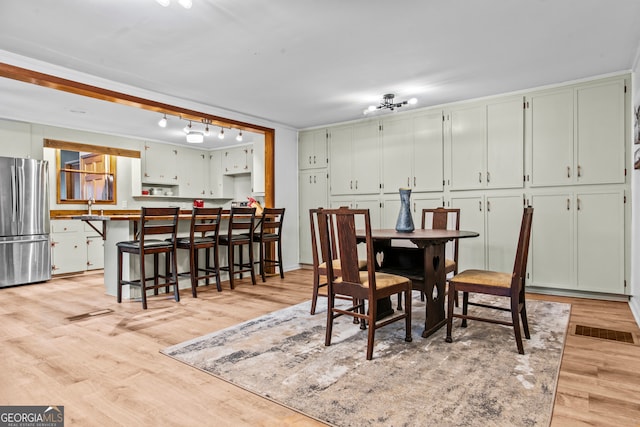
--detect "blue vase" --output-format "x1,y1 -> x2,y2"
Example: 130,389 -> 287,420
395,188 -> 414,233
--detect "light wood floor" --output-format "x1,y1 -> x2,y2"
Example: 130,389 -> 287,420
1,269 -> 639,426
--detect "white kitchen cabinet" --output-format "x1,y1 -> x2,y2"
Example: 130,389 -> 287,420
298,170 -> 328,264
450,193 -> 523,273
299,129 -> 327,170
529,189 -> 625,294
86,236 -> 104,270
252,138 -> 265,195
0,119 -> 32,158
142,142 -> 178,185
328,122 -> 380,196
208,150 -> 234,199
223,145 -> 252,175
50,220 -> 86,275
529,77 -> 626,187
449,97 -> 524,190
381,111 -> 444,193
179,147 -> 208,198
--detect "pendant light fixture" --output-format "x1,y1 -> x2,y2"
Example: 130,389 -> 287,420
236,131 -> 243,142
158,114 -> 168,128
218,128 -> 225,139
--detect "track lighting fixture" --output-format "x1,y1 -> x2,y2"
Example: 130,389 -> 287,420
203,123 -> 210,136
183,121 -> 192,134
236,131 -> 243,142
218,128 -> 225,139
364,93 -> 418,115
158,114 -> 168,128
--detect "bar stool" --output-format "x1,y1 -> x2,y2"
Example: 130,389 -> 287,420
249,207 -> 285,282
173,207 -> 222,297
219,207 -> 256,289
116,207 -> 179,310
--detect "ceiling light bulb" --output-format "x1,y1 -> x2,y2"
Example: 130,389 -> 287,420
218,128 -> 225,139
236,131 -> 243,142
156,0 -> 170,6
408,97 -> 418,105
158,114 -> 167,128
367,105 -> 377,112
186,131 -> 204,143
183,121 -> 192,134
203,125 -> 210,136
178,0 -> 192,9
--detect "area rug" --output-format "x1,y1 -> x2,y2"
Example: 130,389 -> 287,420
161,295 -> 570,426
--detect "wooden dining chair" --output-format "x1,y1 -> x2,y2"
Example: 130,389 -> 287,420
445,206 -> 534,354
309,208 -> 366,315
116,207 -> 180,310
318,207 -> 412,360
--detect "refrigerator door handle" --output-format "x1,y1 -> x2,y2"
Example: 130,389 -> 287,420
10,164 -> 17,221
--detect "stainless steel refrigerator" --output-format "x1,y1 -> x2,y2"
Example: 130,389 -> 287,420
0,156 -> 51,287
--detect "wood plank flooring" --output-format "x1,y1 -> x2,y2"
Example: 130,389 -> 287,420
1,270 -> 639,426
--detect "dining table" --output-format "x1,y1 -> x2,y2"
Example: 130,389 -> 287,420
357,228 -> 479,338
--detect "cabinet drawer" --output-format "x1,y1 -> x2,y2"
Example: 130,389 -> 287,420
51,220 -> 83,233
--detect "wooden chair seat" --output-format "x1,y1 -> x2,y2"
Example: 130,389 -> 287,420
445,258 -> 456,273
450,269 -> 512,288
334,271 -> 411,290
117,239 -> 173,249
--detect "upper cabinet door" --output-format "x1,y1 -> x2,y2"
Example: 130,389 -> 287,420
450,105 -> 486,190
351,121 -> 380,194
299,129 -> 327,170
575,79 -> 625,185
413,111 -> 444,192
328,125 -> 353,196
486,97 -> 524,189
529,89 -> 574,187
382,117 -> 413,191
142,142 -> 178,184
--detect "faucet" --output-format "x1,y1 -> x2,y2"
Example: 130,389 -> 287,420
88,197 -> 94,216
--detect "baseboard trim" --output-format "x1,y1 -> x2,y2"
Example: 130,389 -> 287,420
527,286 -> 629,302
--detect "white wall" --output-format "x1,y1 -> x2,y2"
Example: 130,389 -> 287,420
630,41 -> 640,326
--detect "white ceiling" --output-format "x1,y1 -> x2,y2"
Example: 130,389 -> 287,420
1,0 -> 640,148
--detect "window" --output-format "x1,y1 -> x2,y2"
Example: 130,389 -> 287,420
44,138 -> 140,205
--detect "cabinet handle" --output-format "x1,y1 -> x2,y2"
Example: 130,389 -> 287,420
313,175 -> 316,184
407,177 -> 410,186
486,171 -> 490,183
313,155 -> 316,164
413,202 -> 416,212
577,198 -> 581,211
567,166 -> 571,178
567,198 -> 570,210
478,172 -> 482,183
309,155 -> 312,164
479,201 -> 482,211
487,200 -> 491,212
577,165 -> 581,177
355,180 -> 358,189
309,176 -> 312,184
413,177 -> 416,187
350,180 -> 353,189
144,173 -> 149,177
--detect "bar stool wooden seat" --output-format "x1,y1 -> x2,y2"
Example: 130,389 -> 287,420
219,207 -> 256,289
116,207 -> 179,310
173,207 -> 222,297
249,207 -> 285,282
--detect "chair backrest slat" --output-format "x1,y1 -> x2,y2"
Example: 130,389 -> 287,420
227,206 -> 256,238
191,207 -> 222,240
511,206 -> 534,293
422,207 -> 461,266
139,207 -> 179,243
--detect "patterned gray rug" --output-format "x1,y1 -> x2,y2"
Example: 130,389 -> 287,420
162,295 -> 570,426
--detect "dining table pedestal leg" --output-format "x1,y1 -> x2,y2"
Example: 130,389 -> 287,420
421,241 -> 447,338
